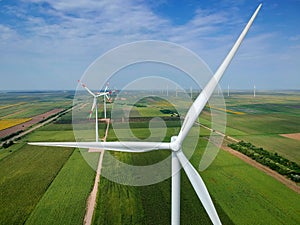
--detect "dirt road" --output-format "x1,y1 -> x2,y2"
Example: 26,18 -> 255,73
84,119 -> 110,225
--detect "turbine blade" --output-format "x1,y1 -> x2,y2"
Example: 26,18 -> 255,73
89,97 -> 97,118
176,4 -> 262,145
92,97 -> 97,111
78,80 -> 96,97
176,150 -> 222,225
104,82 -> 109,92
96,92 -> 105,97
28,141 -> 171,152
84,86 -> 96,97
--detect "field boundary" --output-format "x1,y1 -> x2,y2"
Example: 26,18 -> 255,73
198,122 -> 300,194
0,107 -> 73,146
221,139 -> 300,194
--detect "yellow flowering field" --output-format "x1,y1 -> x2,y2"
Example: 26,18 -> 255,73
210,106 -> 246,115
0,118 -> 32,131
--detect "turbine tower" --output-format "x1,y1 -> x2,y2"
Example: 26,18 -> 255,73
30,4 -> 262,225
254,85 -> 256,98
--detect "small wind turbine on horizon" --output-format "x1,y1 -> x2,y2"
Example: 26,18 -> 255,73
78,81 -> 111,142
227,84 -> 230,97
254,85 -> 256,98
30,4 -> 262,225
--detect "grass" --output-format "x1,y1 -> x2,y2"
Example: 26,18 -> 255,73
25,149 -> 95,225
0,118 -> 32,130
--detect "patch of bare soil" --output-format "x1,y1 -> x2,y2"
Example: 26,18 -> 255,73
0,108 -> 63,139
280,133 -> 300,141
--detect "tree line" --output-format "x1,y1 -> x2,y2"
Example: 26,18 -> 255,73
228,141 -> 300,183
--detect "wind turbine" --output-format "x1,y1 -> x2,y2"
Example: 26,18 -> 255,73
227,84 -> 230,97
30,4 -> 262,225
78,81 -> 111,142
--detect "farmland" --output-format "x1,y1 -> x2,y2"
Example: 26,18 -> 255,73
0,91 -> 73,141
200,91 -> 300,163
0,118 -> 32,131
0,90 -> 299,225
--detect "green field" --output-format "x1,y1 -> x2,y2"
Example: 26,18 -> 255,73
0,91 -> 299,225
25,149 -> 95,225
0,144 -> 73,225
92,130 -> 300,225
201,91 -> 300,163
0,91 -> 73,119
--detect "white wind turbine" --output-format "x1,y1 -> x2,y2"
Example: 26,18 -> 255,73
78,81 -> 111,142
30,4 -> 262,225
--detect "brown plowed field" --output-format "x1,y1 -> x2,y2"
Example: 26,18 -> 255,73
280,133 -> 300,141
0,109 -> 63,139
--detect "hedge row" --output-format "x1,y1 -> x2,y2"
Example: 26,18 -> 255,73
228,141 -> 300,183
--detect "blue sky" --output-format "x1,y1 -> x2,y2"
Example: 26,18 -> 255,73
0,0 -> 299,90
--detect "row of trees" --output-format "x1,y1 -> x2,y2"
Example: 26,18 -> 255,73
228,141 -> 300,183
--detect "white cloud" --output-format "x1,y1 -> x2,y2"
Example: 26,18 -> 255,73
1,0 -> 297,90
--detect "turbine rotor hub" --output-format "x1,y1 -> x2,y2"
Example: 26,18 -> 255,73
170,136 -> 181,152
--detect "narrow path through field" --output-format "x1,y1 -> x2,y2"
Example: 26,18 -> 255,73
84,118 -> 110,225
197,122 -> 300,194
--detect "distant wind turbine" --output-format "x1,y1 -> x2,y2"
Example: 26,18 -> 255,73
30,4 -> 262,225
254,85 -> 256,98
227,84 -> 230,97
78,81 -> 111,141
167,84 -> 169,97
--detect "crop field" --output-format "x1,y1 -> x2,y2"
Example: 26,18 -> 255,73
0,91 -> 73,141
0,91 -> 299,225
92,124 -> 300,225
0,144 -> 73,225
0,91 -> 73,119
25,149 -> 95,225
201,91 -> 300,163
0,118 -> 32,130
